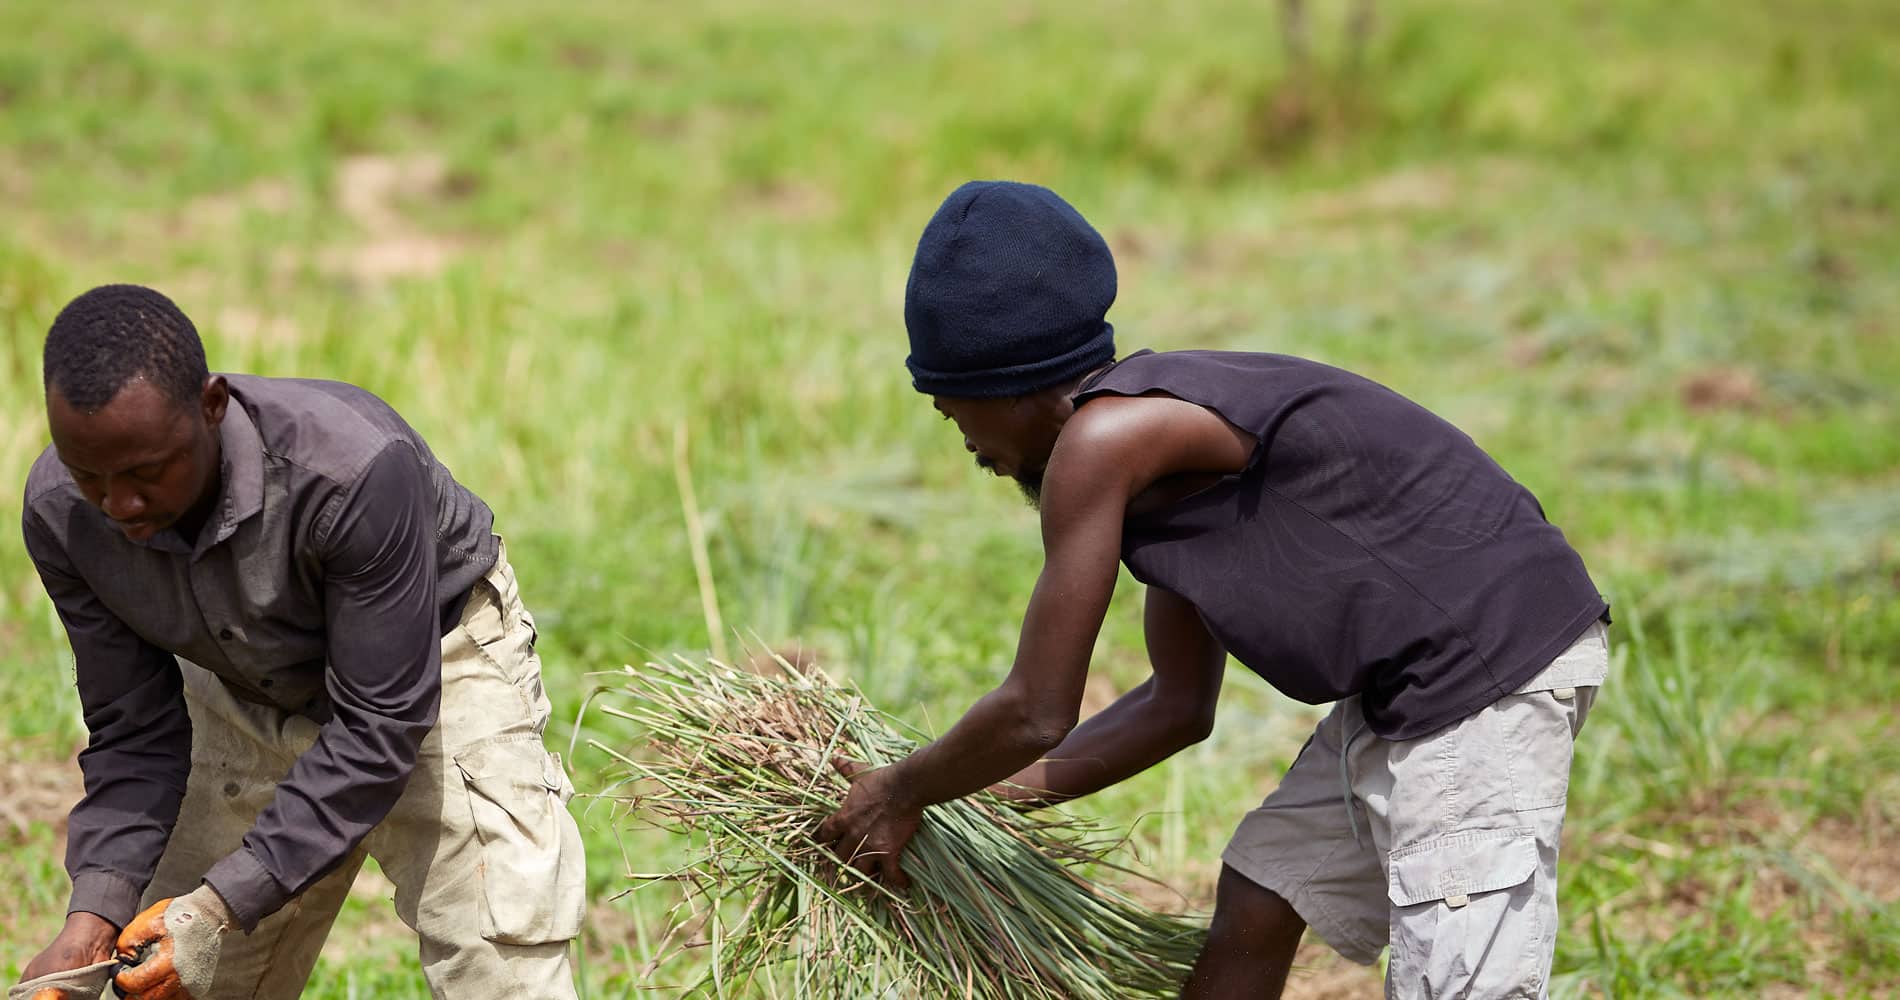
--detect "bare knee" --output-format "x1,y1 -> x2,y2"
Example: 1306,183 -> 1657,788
1208,864 -> 1304,948
1184,866 -> 1305,998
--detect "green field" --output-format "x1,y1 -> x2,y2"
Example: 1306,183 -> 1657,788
2,0 -> 1897,996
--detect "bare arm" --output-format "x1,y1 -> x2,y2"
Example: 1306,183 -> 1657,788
993,585 -> 1225,808
816,393 -> 1252,883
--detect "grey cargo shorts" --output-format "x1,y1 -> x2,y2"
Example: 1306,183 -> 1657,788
1225,622 -> 1610,999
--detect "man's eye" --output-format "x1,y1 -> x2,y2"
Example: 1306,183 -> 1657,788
131,459 -> 170,481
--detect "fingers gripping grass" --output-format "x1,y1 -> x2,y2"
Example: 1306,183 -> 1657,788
588,655 -> 1207,998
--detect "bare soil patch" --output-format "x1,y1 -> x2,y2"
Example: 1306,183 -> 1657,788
323,153 -> 463,282
1293,159 -> 1531,226
1807,814 -> 1900,906
215,305 -> 304,349
740,180 -> 837,223
1680,366 -> 1766,413
0,744 -> 81,840
181,176 -> 297,234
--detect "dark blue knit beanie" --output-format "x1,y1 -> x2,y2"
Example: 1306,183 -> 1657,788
904,181 -> 1116,398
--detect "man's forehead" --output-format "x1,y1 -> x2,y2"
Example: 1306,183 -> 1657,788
49,378 -> 194,456
50,375 -> 183,417
934,396 -> 1014,419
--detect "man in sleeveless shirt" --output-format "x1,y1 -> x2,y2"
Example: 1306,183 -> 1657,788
817,182 -> 1611,998
19,285 -> 586,1000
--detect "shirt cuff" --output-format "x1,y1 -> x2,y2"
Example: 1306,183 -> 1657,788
204,848 -> 293,934
69,870 -> 144,929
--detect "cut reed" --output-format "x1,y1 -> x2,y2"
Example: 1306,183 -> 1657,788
588,654 -> 1207,998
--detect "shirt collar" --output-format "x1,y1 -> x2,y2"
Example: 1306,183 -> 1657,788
204,394 -> 266,549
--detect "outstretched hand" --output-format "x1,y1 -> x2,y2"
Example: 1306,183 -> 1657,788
813,757 -> 923,890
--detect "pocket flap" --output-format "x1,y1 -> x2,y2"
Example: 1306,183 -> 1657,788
1388,827 -> 1538,907
455,733 -> 554,787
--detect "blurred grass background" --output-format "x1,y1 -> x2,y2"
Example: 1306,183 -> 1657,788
1,0 -> 1896,995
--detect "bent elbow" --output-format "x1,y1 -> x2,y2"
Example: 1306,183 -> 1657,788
1163,696 -> 1218,748
1015,702 -> 1078,755
991,683 -> 1077,755
1022,714 -> 1076,754
1179,710 -> 1217,747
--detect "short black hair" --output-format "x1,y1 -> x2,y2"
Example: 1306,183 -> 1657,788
44,284 -> 209,411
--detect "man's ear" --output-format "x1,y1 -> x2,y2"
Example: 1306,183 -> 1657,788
200,375 -> 229,429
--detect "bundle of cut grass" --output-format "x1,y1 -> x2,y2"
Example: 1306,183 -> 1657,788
587,654 -> 1208,999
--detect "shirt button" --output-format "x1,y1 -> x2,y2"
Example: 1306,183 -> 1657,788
219,628 -> 234,640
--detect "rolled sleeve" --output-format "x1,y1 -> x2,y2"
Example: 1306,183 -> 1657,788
24,504 -> 192,930
207,444 -> 442,931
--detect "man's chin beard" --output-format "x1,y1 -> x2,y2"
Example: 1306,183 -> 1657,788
1013,472 -> 1044,510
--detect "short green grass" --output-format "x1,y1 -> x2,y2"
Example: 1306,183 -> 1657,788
2,1 -> 1896,996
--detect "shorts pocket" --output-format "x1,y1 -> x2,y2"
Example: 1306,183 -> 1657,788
1496,690 -> 1582,811
455,734 -> 587,945
1388,827 -> 1537,908
1386,828 -> 1545,998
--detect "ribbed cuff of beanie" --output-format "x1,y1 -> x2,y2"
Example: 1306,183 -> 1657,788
907,323 -> 1115,398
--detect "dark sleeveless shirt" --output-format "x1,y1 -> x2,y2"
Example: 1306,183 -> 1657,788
1076,350 -> 1608,739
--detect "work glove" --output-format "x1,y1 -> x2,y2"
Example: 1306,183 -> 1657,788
8,959 -> 119,1000
112,884 -> 232,1000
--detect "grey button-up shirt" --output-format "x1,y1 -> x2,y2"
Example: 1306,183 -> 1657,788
22,374 -> 498,932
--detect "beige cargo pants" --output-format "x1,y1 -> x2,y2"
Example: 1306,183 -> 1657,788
142,544 -> 586,999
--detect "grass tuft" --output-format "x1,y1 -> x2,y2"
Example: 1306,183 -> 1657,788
590,653 -> 1206,999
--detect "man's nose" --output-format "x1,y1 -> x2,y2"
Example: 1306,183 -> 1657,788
102,483 -> 146,521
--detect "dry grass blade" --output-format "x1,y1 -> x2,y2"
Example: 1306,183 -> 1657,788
591,654 -> 1207,998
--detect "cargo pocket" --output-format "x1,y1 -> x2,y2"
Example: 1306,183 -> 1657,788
455,734 -> 587,945
519,603 -> 539,649
1496,689 -> 1584,812
1387,828 -> 1545,997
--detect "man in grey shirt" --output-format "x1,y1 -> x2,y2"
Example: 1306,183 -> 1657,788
18,285 -> 584,1000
